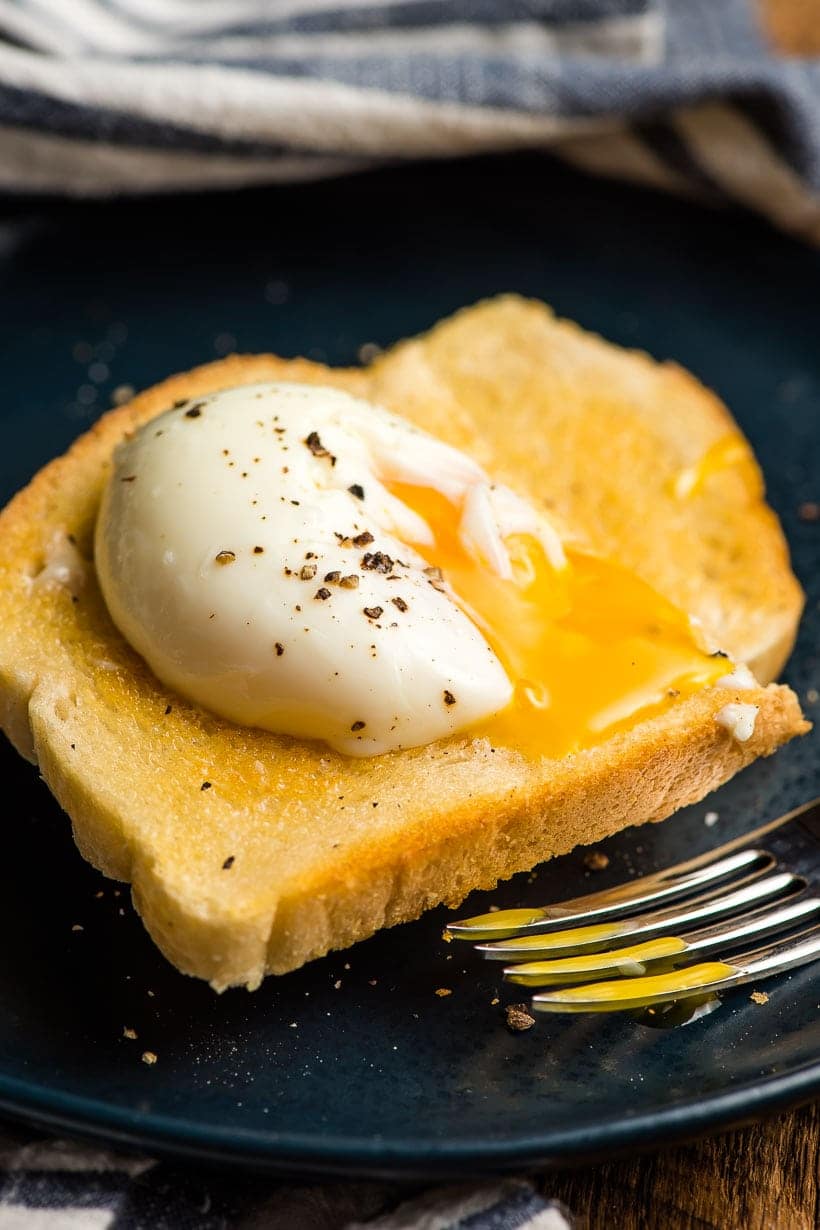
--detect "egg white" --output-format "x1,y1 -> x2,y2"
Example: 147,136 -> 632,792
96,383 -> 524,756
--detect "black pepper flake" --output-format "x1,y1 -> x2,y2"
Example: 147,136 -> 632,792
215,550 -> 236,565
253,546 -> 264,554
363,605 -> 383,620
339,574 -> 359,589
120,475 -> 136,483
300,563 -> 317,580
305,551 -> 316,560
710,650 -> 729,659
222,856 -> 235,870
201,781 -> 212,791
290,499 -> 300,506
184,403 -> 204,418
164,704 -> 172,715
315,587 -> 332,600
351,720 -> 366,731
348,484 -> 365,500
173,399 -> 187,408
352,531 -> 374,547
391,596 -> 408,613
275,642 -> 284,656
424,565 -> 447,592
361,550 -> 394,574
304,431 -> 337,465
443,690 -> 456,706
324,571 -> 341,584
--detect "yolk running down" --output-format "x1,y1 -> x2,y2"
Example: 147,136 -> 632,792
671,434 -> 761,500
389,482 -> 729,760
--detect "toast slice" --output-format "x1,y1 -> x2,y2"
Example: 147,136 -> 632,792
0,298 -> 807,990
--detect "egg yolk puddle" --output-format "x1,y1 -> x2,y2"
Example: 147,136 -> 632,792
389,482 -> 729,760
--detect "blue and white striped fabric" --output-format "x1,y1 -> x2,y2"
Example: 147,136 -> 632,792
1,0 -> 820,243
0,1124 -> 573,1229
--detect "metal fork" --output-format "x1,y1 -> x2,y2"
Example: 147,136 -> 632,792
445,798 -> 820,1014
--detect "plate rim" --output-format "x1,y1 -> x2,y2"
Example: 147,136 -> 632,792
0,1053 -> 818,1175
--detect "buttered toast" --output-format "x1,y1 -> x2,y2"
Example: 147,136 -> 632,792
0,297 -> 807,989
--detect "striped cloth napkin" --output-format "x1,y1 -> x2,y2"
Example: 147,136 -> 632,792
0,1125 -> 572,1229
0,0 -> 819,243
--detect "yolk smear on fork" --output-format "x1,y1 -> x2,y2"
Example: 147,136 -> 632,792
389,482 -> 729,760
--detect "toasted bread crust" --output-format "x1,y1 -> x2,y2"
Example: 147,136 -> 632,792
0,299 -> 808,988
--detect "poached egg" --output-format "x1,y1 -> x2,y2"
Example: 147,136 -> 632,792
96,382 -> 729,759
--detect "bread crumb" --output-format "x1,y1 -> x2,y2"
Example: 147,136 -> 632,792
583,850 -> 609,871
71,924 -> 83,932
441,929 -> 453,943
807,689 -> 819,704
435,988 -> 452,997
505,1003 -> 536,1032
112,384 -> 135,406
333,980 -> 342,990
141,1051 -> 157,1065
123,1027 -> 137,1040
750,990 -> 769,1005
368,979 -> 378,986
490,996 -> 500,1006
798,501 -> 820,523
704,810 -> 719,828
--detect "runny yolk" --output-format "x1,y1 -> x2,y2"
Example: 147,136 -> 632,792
389,482 -> 729,760
671,434 -> 761,500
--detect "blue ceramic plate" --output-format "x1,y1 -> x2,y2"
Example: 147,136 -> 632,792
0,159 -> 818,1176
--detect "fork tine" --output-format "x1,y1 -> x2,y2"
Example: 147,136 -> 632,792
531,923 -> 820,1013
446,797 -> 820,943
532,961 -> 738,1013
477,871 -> 803,960
445,848 -> 775,941
503,897 -> 820,987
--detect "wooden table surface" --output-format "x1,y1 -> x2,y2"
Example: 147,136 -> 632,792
542,1101 -> 819,1229
540,6 -> 820,1227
